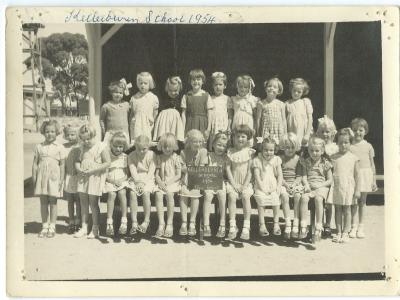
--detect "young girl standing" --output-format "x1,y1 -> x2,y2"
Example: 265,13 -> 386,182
130,72 -> 159,143
180,129 -> 208,236
104,132 -> 130,236
100,79 -> 131,143
331,128 -> 361,243
154,133 -> 182,237
316,115 -> 338,236
230,75 -> 259,132
209,72 -> 232,150
128,135 -> 156,235
153,76 -> 185,143
279,133 -> 304,239
32,120 -> 65,238
181,69 -> 214,139
74,125 -> 110,239
203,132 -> 229,238
285,78 -> 313,146
300,136 -> 333,242
350,118 -> 377,238
226,124 -> 256,240
63,124 -> 81,234
256,77 -> 287,144
253,137 -> 283,237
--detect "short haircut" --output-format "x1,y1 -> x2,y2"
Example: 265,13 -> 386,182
78,124 -> 96,139
63,123 -> 79,137
135,135 -> 150,148
232,124 -> 254,140
110,131 -> 128,150
157,133 -> 179,152
211,71 -> 227,86
185,129 -> 205,148
289,78 -> 310,96
279,132 -> 301,151
264,77 -> 284,96
337,128 -> 354,142
137,72 -> 155,90
189,69 -> 206,83
308,136 -> 325,150
351,118 -> 369,134
165,76 -> 183,93
40,119 -> 61,135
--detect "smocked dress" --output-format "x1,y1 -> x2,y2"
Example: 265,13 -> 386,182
204,152 -> 228,195
155,153 -> 182,194
280,154 -> 304,197
325,142 -> 339,204
182,90 -> 213,135
64,142 -> 80,194
331,151 -> 360,206
77,142 -> 107,197
180,148 -> 208,198
231,94 -> 258,131
127,150 -> 156,195
258,99 -> 286,143
153,95 -> 184,142
104,151 -> 129,193
226,147 -> 255,199
253,154 -> 281,206
285,98 -> 313,144
33,141 -> 65,198
130,91 -> 159,141
301,157 -> 332,200
100,101 -> 130,144
350,140 -> 375,192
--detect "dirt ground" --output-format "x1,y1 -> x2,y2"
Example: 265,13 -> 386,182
23,133 -> 385,280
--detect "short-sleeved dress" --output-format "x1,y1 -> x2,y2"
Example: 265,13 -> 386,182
280,154 -> 304,197
253,154 -> 281,206
155,153 -> 182,194
100,101 -> 130,144
34,141 -> 65,198
258,99 -> 286,143
130,91 -> 159,141
301,157 -> 332,200
64,142 -> 80,194
231,94 -> 258,131
153,95 -> 184,142
77,142 -> 107,197
350,140 -> 375,192
181,90 -> 214,135
127,150 -> 156,194
104,151 -> 129,193
211,94 -> 231,135
286,98 -> 313,144
226,147 -> 255,199
331,151 -> 360,206
325,142 -> 339,204
204,152 -> 228,195
180,148 -> 208,198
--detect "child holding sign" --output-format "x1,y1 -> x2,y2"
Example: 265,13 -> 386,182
203,132 -> 229,238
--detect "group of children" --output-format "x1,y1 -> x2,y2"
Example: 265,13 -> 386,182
32,69 -> 377,244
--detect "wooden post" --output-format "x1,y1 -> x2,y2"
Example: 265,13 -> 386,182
324,23 -> 336,119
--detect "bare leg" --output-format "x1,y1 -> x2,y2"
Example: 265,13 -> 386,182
107,191 -> 117,223
189,198 -> 199,224
203,192 -> 213,227
74,193 -> 81,225
48,196 -> 58,226
228,193 -> 237,227
79,193 -> 89,227
142,192 -> 151,224
88,195 -> 100,227
118,189 -> 128,234
66,192 -> 75,225
334,205 -> 343,242
216,190 -> 226,226
241,194 -> 252,224
358,193 -> 367,225
165,192 -> 175,226
343,205 -> 352,233
129,191 -> 138,226
314,196 -> 324,230
325,203 -> 332,228
155,192 -> 165,226
300,194 -> 309,228
179,196 -> 189,234
40,195 -> 49,225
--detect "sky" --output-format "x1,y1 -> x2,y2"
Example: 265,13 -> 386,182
37,23 -> 87,38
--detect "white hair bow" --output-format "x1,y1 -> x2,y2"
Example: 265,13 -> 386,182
120,78 -> 132,96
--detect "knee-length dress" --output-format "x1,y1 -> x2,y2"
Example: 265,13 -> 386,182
64,142 -> 80,194
280,154 -> 304,197
231,94 -> 258,131
253,154 -> 281,206
130,91 -> 159,141
181,90 -> 213,135
153,95 -> 184,142
350,140 -> 375,192
226,147 -> 255,199
100,101 -> 130,143
325,142 -> 339,204
77,142 -> 107,197
285,98 -> 313,144
331,151 -> 359,205
104,151 -> 129,193
301,157 -> 332,200
155,153 -> 182,194
258,99 -> 286,143
211,94 -> 231,134
127,150 -> 156,194
34,141 -> 65,198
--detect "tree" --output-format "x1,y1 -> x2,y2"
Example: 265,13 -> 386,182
40,32 -> 89,114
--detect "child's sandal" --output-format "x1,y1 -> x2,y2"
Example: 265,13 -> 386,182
106,224 -> 114,236
340,232 -> 349,243
349,227 -> 357,238
312,229 -> 322,243
38,228 -> 48,238
299,227 -> 308,239
179,222 -> 188,236
332,234 -> 342,243
188,222 -> 196,237
291,227 -> 299,239
216,225 -> 226,238
284,226 -> 291,239
203,225 -> 212,237
227,226 -> 238,240
273,223 -> 281,236
356,226 -> 365,239
119,222 -> 128,235
240,227 -> 250,240
137,221 -> 150,234
87,226 -> 99,239
259,224 -> 269,237
130,223 -> 138,235
155,224 -> 165,237
164,224 -> 173,238
324,226 -> 332,237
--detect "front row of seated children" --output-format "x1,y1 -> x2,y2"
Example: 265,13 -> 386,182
32,116 -> 377,243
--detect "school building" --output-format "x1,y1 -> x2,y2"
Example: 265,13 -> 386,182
84,22 -> 383,175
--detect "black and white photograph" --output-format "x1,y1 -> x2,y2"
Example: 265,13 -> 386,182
6,6 -> 400,297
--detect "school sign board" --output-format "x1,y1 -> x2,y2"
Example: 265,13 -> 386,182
187,166 -> 223,190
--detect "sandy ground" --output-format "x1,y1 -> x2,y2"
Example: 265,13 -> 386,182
23,133 -> 385,280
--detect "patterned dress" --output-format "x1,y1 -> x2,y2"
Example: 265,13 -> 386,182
33,141 -> 65,198
130,91 -> 159,141
258,99 -> 286,143
153,95 -> 184,142
127,150 -> 156,194
231,94 -> 258,131
104,151 -> 129,193
301,157 -> 333,199
155,153 -> 182,194
286,98 -> 313,144
280,154 -> 304,197
211,94 -> 231,134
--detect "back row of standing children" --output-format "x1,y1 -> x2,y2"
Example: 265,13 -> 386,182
32,69 -> 377,244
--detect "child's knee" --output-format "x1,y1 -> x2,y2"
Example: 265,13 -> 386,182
300,195 -> 309,205
280,193 -> 289,205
